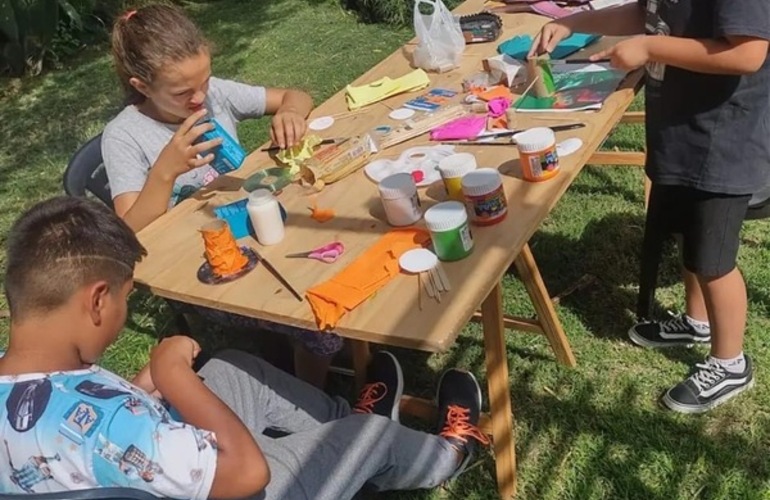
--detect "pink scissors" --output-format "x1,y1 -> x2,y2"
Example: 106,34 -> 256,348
285,241 -> 345,264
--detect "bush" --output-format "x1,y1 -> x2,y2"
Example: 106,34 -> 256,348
0,0 -> 121,77
343,0 -> 463,26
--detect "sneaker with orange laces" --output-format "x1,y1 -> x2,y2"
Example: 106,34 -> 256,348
352,351 -> 403,421
436,368 -> 490,476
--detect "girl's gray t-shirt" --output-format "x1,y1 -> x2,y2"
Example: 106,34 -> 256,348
102,77 -> 266,206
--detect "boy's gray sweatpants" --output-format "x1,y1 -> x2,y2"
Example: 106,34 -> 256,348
198,350 -> 459,500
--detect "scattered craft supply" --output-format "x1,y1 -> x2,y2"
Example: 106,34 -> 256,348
477,122 -> 585,140
273,135 -> 324,174
471,102 -> 488,113
527,56 -> 556,98
300,134 -> 375,189
309,205 -> 336,223
424,201 -> 474,261
306,228 -> 431,330
263,137 -> 341,153
483,54 -> 527,87
441,122 -> 585,146
286,241 -> 345,263
459,11 -> 503,43
420,264 -> 449,304
514,127 -> 561,181
389,108 -> 417,120
487,97 -> 512,118
214,198 -> 287,239
379,173 -> 423,227
462,168 -> 508,226
198,220 -> 252,282
364,144 -> 455,187
429,115 -> 487,141
505,107 -> 517,129
247,189 -> 285,246
403,88 -> 458,112
243,167 -> 294,193
376,105 -> 468,150
463,71 -> 498,92
496,33 -> 601,60
345,69 -> 431,110
418,273 -> 423,311
252,247 -> 304,302
556,137 -> 584,157
198,246 -> 259,285
308,116 -> 335,131
438,152 -> 477,201
473,85 -> 514,102
399,248 -> 439,274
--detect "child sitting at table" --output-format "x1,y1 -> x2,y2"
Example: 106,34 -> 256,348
530,0 -> 770,413
0,196 -> 489,499
102,4 -> 340,387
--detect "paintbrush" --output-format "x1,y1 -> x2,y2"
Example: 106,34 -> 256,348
441,123 -> 586,146
252,248 -> 304,301
261,138 -> 346,153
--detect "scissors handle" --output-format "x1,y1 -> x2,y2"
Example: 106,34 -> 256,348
286,242 -> 344,263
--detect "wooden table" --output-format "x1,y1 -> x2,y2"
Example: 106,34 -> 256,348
134,2 -> 641,497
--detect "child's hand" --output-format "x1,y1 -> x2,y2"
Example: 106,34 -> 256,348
529,22 -> 573,59
270,108 -> 307,150
590,36 -> 650,70
151,335 -> 202,368
154,109 -> 223,181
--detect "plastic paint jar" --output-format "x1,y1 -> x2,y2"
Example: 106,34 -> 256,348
424,201 -> 474,262
247,189 -> 285,246
378,173 -> 422,227
461,168 -> 508,226
513,127 -> 560,182
438,153 -> 477,202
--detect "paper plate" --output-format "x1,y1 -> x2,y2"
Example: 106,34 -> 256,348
557,137 -> 583,157
389,108 -> 416,120
364,145 -> 455,187
399,249 -> 438,274
309,116 -> 335,131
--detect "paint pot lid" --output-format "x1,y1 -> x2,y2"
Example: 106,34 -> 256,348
399,248 -> 438,274
513,127 -> 556,153
438,152 -> 478,178
461,168 -> 503,196
389,108 -> 416,120
556,137 -> 583,157
378,172 -> 417,199
308,116 -> 335,131
424,201 -> 469,232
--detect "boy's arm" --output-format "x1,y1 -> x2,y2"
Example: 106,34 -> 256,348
151,337 -> 270,499
530,4 -> 646,57
264,88 -> 314,150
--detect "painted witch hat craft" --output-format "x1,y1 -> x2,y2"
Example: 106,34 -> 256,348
197,220 -> 258,284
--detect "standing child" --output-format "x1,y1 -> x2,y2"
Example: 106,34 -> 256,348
0,197 -> 489,499
102,4 -> 342,386
530,0 -> 770,413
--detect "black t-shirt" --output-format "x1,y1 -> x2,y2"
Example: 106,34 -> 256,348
640,0 -> 770,194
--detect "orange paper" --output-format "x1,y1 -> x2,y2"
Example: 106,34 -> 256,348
310,206 -> 336,223
200,221 -> 248,276
306,228 -> 430,330
472,85 -> 514,102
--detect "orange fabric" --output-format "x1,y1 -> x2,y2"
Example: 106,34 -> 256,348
471,85 -> 514,102
310,206 -> 336,223
306,228 -> 430,330
201,223 -> 248,276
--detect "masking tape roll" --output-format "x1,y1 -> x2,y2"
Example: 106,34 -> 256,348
243,168 -> 293,193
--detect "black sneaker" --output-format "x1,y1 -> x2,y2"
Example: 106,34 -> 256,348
352,351 -> 403,421
661,356 -> 754,414
629,313 -> 711,348
436,369 -> 490,477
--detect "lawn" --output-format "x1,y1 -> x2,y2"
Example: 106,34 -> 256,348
2,1 -> 770,499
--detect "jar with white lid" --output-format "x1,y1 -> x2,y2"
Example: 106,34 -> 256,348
247,189 -> 285,245
378,173 -> 422,226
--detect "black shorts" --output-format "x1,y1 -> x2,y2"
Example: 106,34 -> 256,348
646,184 -> 750,278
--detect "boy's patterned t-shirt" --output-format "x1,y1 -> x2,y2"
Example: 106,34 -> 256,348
0,365 -> 217,499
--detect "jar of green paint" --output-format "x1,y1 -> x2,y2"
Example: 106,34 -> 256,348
424,201 -> 474,261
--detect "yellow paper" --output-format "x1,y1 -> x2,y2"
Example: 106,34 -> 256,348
345,69 -> 431,110
276,135 -> 323,175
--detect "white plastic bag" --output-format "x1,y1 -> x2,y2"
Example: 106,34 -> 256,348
413,0 -> 465,72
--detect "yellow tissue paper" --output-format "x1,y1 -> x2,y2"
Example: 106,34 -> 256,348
276,135 -> 323,175
345,69 -> 431,110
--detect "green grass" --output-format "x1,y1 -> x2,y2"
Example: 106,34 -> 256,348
3,1 -> 770,499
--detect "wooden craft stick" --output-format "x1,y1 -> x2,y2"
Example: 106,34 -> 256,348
417,274 -> 423,311
431,268 -> 445,293
252,248 -> 304,302
423,271 -> 436,299
437,264 -> 451,292
429,270 -> 442,303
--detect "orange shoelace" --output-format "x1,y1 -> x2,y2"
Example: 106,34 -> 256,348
439,405 -> 490,446
352,382 -> 387,414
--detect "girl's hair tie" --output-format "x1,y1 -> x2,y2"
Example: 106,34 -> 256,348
123,10 -> 137,20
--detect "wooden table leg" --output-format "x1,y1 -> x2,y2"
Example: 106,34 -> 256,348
514,244 -> 577,367
481,284 -> 517,499
350,339 -> 371,390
